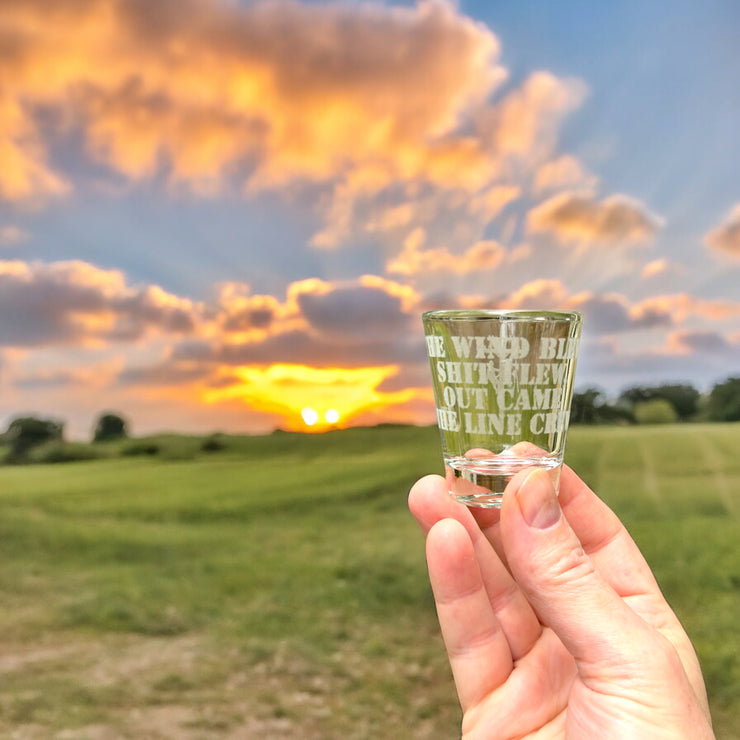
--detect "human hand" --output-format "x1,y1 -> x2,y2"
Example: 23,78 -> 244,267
409,466 -> 714,739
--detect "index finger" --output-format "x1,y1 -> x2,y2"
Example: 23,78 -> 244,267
425,518 -> 514,710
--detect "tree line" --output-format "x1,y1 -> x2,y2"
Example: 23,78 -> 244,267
1,376 -> 740,464
570,376 -> 740,425
0,412 -> 128,463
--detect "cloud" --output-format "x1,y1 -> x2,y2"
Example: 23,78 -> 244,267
216,283 -> 283,334
533,155 -> 596,194
503,279 -> 569,310
576,333 -> 740,391
13,365 -> 113,390
563,291 -> 740,340
1,0 -> 596,258
418,280 -> 740,341
0,259 -> 200,347
641,258 -> 671,279
0,92 -> 69,202
1,0 -> 504,199
705,204 -> 740,257
162,274 -> 425,373
475,71 -> 587,163
567,291 -> 673,333
294,276 -> 415,337
310,68 -> 582,251
527,191 -> 662,245
635,293 -> 740,323
376,364 -> 434,394
387,228 -> 506,276
0,225 -> 30,247
667,329 -> 732,355
567,293 -> 636,333
116,360 -> 215,388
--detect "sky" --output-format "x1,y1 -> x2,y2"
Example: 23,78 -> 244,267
1,0 -> 740,438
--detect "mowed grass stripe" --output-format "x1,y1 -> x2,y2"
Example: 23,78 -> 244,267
585,427 -> 661,520
572,424 -> 738,521
638,433 -> 665,514
691,426 -> 739,518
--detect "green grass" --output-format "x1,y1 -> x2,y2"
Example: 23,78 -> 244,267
0,423 -> 738,738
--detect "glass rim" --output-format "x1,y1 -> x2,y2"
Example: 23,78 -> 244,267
422,309 -> 582,324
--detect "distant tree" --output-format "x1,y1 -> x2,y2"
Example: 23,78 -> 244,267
618,383 -> 700,421
93,412 -> 129,442
633,398 -> 679,425
5,416 -> 64,459
618,386 -> 652,407
706,376 -> 740,422
570,387 -> 634,425
571,388 -> 606,424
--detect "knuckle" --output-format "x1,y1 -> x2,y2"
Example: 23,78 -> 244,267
542,540 -> 595,588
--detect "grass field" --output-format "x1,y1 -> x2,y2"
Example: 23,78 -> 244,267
0,423 -> 738,738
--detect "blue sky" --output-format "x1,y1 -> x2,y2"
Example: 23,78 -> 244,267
1,0 -> 739,437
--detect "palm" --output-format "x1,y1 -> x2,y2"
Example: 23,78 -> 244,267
409,467 -> 713,739
462,626 -> 573,738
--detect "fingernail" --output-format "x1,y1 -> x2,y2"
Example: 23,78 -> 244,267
516,469 -> 561,529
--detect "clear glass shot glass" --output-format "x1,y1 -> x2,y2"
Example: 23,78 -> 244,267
422,309 -> 583,508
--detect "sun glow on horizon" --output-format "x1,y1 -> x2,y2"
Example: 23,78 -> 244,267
203,362 -> 422,431
300,407 -> 341,428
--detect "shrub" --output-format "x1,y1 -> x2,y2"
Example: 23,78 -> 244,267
633,399 -> 679,425
121,441 -> 160,457
28,442 -> 102,464
201,434 -> 226,453
618,383 -> 700,421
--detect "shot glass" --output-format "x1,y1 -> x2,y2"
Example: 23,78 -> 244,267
422,309 -> 582,508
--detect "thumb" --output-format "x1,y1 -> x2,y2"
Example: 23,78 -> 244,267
500,468 -> 654,676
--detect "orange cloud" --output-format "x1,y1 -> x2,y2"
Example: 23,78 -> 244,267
387,228 -> 505,276
641,258 -> 671,279
635,293 -> 740,323
0,93 -> 69,202
1,0 -> 504,197
475,72 -> 587,162
0,0 -> 597,257
705,204 -> 740,257
503,279 -> 569,310
467,184 -> 522,222
533,155 -> 596,194
527,191 -> 662,245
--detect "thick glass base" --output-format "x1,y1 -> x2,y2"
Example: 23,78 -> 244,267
445,454 -> 561,509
